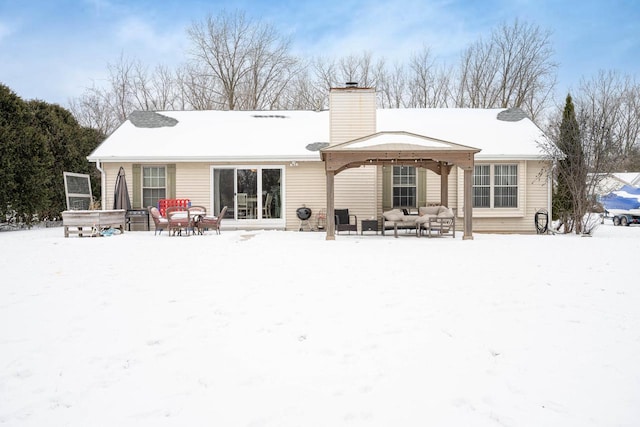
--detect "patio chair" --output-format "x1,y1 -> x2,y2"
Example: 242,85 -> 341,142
335,209 -> 357,234
166,206 -> 190,236
188,205 -> 207,234
237,193 -> 248,218
197,206 -> 228,235
263,193 -> 273,218
148,206 -> 168,235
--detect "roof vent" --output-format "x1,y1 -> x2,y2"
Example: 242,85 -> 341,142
497,108 -> 529,122
306,142 -> 330,152
251,114 -> 289,119
345,82 -> 358,88
129,111 -> 178,128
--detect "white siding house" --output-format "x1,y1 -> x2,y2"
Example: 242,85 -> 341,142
88,86 -> 552,235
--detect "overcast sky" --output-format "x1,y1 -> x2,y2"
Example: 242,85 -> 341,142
1,0 -> 638,108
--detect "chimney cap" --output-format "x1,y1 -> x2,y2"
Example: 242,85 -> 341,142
345,82 -> 358,88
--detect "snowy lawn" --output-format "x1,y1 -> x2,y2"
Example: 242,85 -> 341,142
1,223 -> 639,426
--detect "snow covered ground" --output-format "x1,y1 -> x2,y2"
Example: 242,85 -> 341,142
1,223 -> 639,426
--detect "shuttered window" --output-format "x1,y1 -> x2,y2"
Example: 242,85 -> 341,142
142,166 -> 166,209
392,166 -> 416,207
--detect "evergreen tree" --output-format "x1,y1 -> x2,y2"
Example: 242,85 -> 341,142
28,101 -> 103,217
0,84 -> 53,224
1,84 -> 103,225
554,94 -> 586,233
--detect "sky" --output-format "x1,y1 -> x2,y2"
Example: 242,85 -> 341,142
0,0 -> 639,108
1,222 -> 640,426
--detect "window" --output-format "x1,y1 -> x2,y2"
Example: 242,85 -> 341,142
212,166 -> 283,220
473,165 -> 490,208
473,164 -> 518,208
142,166 -> 166,208
494,165 -> 518,208
392,166 -> 416,207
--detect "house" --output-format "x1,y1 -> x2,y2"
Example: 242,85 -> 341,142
87,85 -> 552,237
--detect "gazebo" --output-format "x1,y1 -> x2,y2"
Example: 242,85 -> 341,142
320,131 -> 481,240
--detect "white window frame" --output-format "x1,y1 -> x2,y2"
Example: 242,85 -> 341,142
392,165 -> 417,207
210,165 -> 286,227
472,165 -> 491,208
142,165 -> 166,209
493,164 -> 518,208
466,162 -> 524,217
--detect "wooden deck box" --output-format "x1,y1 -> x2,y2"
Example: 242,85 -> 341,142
62,209 -> 126,237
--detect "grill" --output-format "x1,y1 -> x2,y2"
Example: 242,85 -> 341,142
296,207 -> 312,231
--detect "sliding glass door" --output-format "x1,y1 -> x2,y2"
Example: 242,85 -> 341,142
212,166 -> 282,221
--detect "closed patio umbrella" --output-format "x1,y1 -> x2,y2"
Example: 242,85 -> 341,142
113,167 -> 131,211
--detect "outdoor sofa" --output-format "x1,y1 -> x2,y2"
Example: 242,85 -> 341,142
381,205 -> 456,238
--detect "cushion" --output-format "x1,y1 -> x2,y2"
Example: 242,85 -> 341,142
415,214 -> 433,224
383,209 -> 405,222
419,206 -> 441,216
437,207 -> 454,217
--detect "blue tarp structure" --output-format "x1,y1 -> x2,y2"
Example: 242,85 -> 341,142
600,185 -> 640,212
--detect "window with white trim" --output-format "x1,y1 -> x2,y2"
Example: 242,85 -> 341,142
473,165 -> 490,208
494,164 -> 518,208
392,166 -> 416,207
142,166 -> 166,208
473,164 -> 518,208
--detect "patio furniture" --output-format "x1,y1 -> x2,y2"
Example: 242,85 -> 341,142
335,209 -> 357,234
166,206 -> 191,236
263,193 -> 273,218
361,219 -> 379,235
62,209 -> 126,238
197,206 -> 228,235
188,205 -> 207,234
416,206 -> 456,238
381,209 -> 417,237
149,206 -> 168,235
237,193 -> 249,218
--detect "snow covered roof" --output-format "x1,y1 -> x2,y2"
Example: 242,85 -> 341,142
376,108 -> 547,160
326,131 -> 479,152
88,108 -> 548,163
89,110 -> 330,162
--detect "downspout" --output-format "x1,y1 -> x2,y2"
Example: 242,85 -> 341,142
547,169 -> 553,225
95,160 -> 106,210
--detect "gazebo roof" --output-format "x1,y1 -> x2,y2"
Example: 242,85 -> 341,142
321,131 -> 481,173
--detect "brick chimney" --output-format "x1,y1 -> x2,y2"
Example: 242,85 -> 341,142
329,83 -> 376,145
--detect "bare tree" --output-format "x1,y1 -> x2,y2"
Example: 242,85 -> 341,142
377,62 -> 407,108
275,68 -> 326,111
455,39 -> 500,108
455,20 -> 557,121
407,47 -> 452,108
540,71 -> 640,234
576,71 -> 640,169
68,86 -> 119,135
187,10 -> 299,110
174,63 -> 224,110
